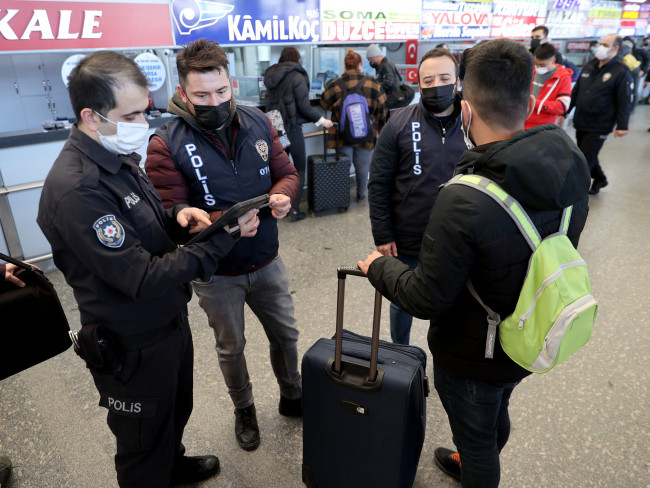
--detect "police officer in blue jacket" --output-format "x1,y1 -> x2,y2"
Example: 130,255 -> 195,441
37,51 -> 259,488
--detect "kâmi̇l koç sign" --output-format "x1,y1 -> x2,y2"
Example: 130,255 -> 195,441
171,0 -> 320,45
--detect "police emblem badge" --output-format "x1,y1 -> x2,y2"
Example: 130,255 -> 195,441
93,215 -> 126,248
255,139 -> 269,162
602,73 -> 612,82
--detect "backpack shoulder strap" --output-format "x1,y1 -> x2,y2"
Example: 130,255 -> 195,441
447,174 -> 541,251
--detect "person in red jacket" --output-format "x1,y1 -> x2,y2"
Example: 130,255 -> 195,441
525,43 -> 573,129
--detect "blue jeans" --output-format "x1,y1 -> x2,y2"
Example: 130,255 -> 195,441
389,253 -> 419,344
433,362 -> 520,488
339,145 -> 372,199
191,256 -> 301,409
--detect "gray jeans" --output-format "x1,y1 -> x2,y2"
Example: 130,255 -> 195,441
192,255 -> 301,408
340,145 -> 372,199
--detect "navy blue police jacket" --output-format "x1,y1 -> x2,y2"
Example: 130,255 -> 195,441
368,96 -> 467,256
570,56 -> 632,133
147,98 -> 298,275
37,126 -> 236,337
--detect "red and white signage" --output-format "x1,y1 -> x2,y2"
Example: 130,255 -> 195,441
320,0 -> 421,42
406,67 -> 418,83
491,15 -> 546,38
0,0 -> 173,52
406,39 -> 418,64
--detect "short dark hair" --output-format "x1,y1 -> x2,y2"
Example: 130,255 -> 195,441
419,48 -> 459,79
532,25 -> 549,38
279,47 -> 300,63
612,36 -> 623,50
534,43 -> 556,61
462,39 -> 533,131
176,38 -> 229,88
589,40 -> 599,47
67,51 -> 148,121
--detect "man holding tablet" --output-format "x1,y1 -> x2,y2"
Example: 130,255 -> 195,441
146,39 -> 301,452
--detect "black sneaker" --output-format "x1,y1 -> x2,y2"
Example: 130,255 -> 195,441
171,455 -> 220,486
234,405 -> 260,451
279,395 -> 302,417
434,447 -> 461,482
588,179 -> 608,195
0,455 -> 12,487
289,210 -> 307,221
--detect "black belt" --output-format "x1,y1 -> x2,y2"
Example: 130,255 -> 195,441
115,310 -> 188,352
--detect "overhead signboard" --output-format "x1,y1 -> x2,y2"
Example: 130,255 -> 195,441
421,0 -> 493,40
585,1 -> 623,37
320,0 -> 421,42
490,0 -> 546,38
0,0 -> 173,52
171,0 -> 320,45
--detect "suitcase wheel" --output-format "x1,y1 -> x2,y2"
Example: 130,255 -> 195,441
338,207 -> 348,213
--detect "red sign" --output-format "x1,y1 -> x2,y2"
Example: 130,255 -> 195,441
406,39 -> 418,65
0,1 -> 173,52
567,41 -> 591,50
490,16 -> 546,38
406,67 -> 418,83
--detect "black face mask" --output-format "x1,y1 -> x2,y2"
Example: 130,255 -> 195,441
530,38 -> 542,52
420,83 -> 456,114
191,97 -> 234,130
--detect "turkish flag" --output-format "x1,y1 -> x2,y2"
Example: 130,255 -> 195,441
406,40 -> 418,65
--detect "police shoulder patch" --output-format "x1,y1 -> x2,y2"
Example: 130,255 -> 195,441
93,215 -> 125,248
255,139 -> 269,162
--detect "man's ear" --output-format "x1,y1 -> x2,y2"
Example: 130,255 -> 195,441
177,84 -> 187,103
526,94 -> 535,119
80,108 -> 99,132
460,99 -> 470,125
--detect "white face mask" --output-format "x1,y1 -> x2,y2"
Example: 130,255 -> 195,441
94,111 -> 149,155
460,101 -> 475,150
594,45 -> 612,61
536,66 -> 549,75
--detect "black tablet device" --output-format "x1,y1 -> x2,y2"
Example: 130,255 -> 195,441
185,194 -> 270,245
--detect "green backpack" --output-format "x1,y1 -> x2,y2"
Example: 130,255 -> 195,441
448,174 -> 597,373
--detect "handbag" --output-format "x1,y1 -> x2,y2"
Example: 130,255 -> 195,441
0,252 -> 71,380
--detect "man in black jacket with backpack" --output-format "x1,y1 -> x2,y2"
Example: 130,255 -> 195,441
359,39 -> 590,487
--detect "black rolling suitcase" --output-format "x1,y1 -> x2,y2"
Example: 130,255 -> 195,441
302,266 -> 429,488
307,125 -> 350,214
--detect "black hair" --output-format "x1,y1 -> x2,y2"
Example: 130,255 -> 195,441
177,38 -> 229,88
532,25 -> 549,38
534,43 -> 557,61
462,39 -> 533,131
419,48 -> 459,79
67,51 -> 148,121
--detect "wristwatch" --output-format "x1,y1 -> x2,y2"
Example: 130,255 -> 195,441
224,223 -> 241,241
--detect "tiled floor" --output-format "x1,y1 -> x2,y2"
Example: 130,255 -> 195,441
1,106 -> 648,487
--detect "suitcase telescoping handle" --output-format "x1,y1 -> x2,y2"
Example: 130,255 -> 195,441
334,266 -> 382,383
323,122 -> 341,162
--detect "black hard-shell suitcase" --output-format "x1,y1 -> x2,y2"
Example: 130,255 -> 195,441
307,125 -> 350,214
302,266 -> 429,488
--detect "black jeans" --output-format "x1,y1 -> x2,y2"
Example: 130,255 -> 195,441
434,362 -> 520,488
286,124 -> 307,212
575,130 -> 608,182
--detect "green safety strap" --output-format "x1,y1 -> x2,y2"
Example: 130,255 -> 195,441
447,174 -> 572,251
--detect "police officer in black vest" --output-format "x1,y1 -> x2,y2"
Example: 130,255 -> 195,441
368,48 -> 467,345
37,51 -> 259,488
